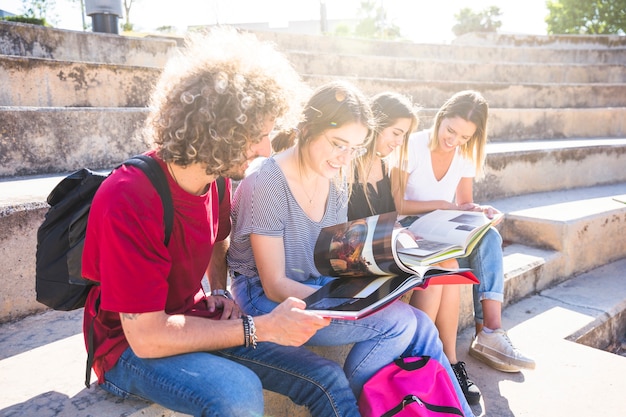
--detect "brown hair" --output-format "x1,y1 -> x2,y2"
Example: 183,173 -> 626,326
357,92 -> 420,214
272,81 -> 375,189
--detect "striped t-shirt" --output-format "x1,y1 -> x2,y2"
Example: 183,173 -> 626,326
228,157 -> 348,283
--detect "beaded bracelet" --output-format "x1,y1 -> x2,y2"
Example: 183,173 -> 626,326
247,315 -> 258,349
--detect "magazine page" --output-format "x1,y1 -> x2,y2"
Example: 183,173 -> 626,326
398,210 -> 501,260
409,210 -> 493,246
303,266 -> 478,319
303,274 -> 419,319
314,211 -> 406,278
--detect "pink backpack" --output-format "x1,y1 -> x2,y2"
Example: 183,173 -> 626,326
358,356 -> 465,417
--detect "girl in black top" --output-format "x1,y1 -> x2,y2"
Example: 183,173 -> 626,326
348,92 -> 419,220
348,92 -> 483,405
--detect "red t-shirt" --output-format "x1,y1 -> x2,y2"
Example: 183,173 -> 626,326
82,151 -> 231,383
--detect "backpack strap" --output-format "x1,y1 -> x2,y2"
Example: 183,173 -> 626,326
85,154 -> 174,388
215,176 -> 226,204
123,155 -> 175,246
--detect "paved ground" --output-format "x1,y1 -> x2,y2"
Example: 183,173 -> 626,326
1,258 -> 625,417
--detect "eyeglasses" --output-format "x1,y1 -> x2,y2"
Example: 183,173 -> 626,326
323,132 -> 367,158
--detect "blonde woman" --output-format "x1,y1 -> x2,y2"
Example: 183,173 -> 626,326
393,91 -> 536,399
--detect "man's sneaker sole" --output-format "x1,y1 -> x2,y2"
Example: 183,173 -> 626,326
469,344 -> 524,373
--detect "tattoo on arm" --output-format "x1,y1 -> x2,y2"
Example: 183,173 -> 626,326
121,313 -> 140,321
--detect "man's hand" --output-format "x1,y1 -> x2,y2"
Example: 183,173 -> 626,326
255,297 -> 331,346
206,296 -> 243,320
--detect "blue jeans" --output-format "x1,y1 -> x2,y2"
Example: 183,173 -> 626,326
102,344 -> 360,417
457,227 -> 505,324
232,274 -> 475,417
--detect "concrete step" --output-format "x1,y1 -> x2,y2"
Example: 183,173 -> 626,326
453,31 -> 626,49
254,31 -> 626,65
0,174 -> 620,323
0,107 -> 148,178
3,107 -> 624,178
4,52 -> 625,110
476,138 -> 626,201
287,51 -> 626,84
0,21 -> 176,67
1,256 -> 624,417
303,74 -> 626,108
6,52 -> 623,109
458,242 -> 559,331
420,107 -> 626,142
454,257 -> 626,417
492,183 -> 626,283
0,55 -> 160,107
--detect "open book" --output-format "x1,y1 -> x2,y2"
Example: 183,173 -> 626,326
396,209 -> 503,265
303,211 -> 478,320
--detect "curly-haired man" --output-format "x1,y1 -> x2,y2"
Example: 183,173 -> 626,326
82,27 -> 360,417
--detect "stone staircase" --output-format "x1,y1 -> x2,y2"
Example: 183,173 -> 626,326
1,21 -> 625,417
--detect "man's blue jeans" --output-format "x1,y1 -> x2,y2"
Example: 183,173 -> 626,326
232,274 -> 475,417
101,342 -> 360,417
457,227 -> 505,324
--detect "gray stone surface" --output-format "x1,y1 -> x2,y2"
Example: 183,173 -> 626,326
1,258 -> 625,417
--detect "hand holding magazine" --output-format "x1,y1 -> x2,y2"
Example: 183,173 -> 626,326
303,211 -> 479,320
397,209 -> 503,266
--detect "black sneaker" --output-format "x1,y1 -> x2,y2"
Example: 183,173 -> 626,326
452,361 -> 481,405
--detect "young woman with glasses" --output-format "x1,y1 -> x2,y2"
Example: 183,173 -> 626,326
228,81 -> 475,416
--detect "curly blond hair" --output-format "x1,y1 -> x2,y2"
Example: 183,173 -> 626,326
147,26 -> 307,175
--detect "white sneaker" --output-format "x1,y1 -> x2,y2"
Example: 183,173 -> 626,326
469,328 -> 536,372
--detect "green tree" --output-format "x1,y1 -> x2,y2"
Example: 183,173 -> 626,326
354,0 -> 401,40
156,25 -> 174,33
21,0 -> 57,23
452,6 -> 502,37
122,0 -> 138,31
546,0 -> 626,35
333,23 -> 351,37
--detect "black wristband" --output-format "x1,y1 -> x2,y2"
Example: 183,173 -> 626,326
242,315 -> 250,348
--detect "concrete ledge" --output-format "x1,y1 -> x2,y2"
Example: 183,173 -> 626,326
476,139 -> 626,200
302,74 -> 626,108
287,51 -> 626,84
3,108 -> 624,183
495,183 -> 626,282
453,32 -> 626,49
2,259 -> 625,417
453,257 -> 626,416
1,184 -> 624,323
253,30 -> 626,65
0,21 -> 176,67
0,107 -> 149,177
0,56 -> 160,107
421,108 -> 626,142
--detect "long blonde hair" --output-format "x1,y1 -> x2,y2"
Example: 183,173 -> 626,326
428,90 -> 489,179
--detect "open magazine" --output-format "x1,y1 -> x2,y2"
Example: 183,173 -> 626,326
303,211 -> 478,320
396,209 -> 503,265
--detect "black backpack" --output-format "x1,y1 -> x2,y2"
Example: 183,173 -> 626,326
36,155 -> 226,311
35,155 -> 174,310
35,154 -> 225,387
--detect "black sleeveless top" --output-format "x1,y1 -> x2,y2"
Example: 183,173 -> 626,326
348,160 -> 396,221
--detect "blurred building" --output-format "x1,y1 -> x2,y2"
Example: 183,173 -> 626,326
190,18 -> 358,36
0,10 -> 16,18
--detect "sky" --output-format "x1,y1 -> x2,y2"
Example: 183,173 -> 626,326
0,0 -> 549,43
